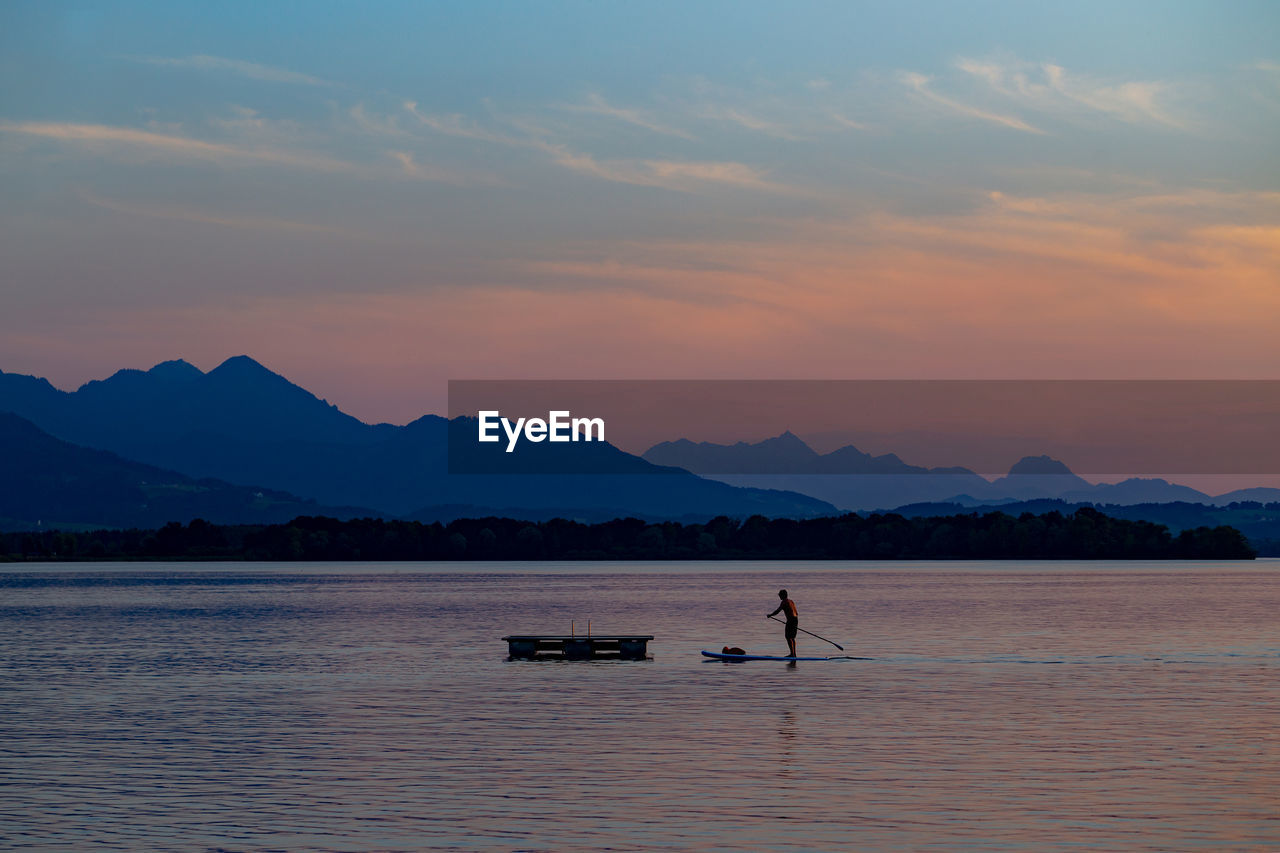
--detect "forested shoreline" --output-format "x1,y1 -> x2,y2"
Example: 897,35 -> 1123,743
0,507 -> 1257,561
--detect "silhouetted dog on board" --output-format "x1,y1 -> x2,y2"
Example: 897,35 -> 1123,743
721,646 -> 747,655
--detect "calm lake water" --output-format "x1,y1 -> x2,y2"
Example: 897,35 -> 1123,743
2,561 -> 1278,851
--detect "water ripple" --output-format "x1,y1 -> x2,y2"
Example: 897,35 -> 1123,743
2,562 -> 1279,850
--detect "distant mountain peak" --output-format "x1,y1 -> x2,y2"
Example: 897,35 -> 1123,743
211,354 -> 273,375
147,359 -> 203,380
760,430 -> 817,453
1007,455 -> 1075,476
205,356 -> 305,394
0,369 -> 61,393
825,443 -> 872,460
77,359 -> 203,395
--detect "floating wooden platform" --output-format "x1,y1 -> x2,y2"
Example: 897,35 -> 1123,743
502,634 -> 654,661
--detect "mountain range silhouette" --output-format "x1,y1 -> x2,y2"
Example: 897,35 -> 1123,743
642,432 -> 1280,510
0,357 -> 833,528
2,356 -> 1277,531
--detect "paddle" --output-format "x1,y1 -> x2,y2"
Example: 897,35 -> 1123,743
768,614 -> 844,651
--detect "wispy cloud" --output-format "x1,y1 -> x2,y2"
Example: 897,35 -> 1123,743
385,149 -> 470,184
901,71 -> 1045,134
956,57 -> 1184,127
625,158 -> 792,192
0,120 -> 476,184
404,102 -> 528,146
876,187 -> 1280,287
404,101 -> 795,194
696,105 -> 807,140
830,112 -> 867,130
128,54 -> 330,86
559,93 -> 695,139
543,145 -> 793,194
3,120 -> 276,160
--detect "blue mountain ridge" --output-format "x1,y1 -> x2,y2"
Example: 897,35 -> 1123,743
0,358 -> 835,523
3,358 -> 1277,526
640,433 -> 1280,510
0,411 -> 374,530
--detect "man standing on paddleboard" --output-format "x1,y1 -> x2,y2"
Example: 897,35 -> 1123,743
768,589 -> 799,657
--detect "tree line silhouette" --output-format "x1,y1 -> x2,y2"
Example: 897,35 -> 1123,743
0,507 -> 1256,561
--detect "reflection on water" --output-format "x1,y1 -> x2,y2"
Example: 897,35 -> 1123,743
776,710 -> 798,782
1,561 -> 1279,851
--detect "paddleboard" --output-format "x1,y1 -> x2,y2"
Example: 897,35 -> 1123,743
701,650 -> 832,661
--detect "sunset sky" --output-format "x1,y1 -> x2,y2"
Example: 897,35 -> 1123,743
2,1 -> 1277,424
